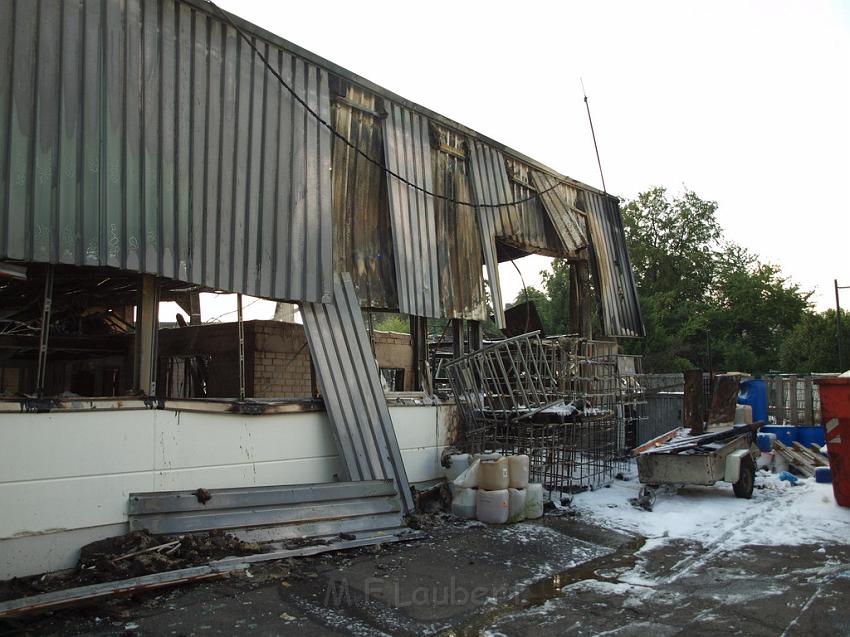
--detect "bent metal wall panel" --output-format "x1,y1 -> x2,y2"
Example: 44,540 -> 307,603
301,272 -> 415,514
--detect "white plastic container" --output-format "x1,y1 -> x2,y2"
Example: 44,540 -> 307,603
451,487 -> 477,519
445,453 -> 473,483
508,488 -> 527,523
508,455 -> 530,488
479,456 -> 510,491
524,483 -> 544,519
453,459 -> 480,489
476,489 -> 509,524
735,404 -> 753,425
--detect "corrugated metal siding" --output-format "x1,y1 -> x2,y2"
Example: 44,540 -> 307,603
499,158 -> 564,256
431,125 -> 487,321
301,273 -> 414,514
582,191 -> 645,338
467,141 -> 511,329
331,83 -> 397,309
0,0 -> 332,303
382,103 -> 441,319
128,480 -> 403,538
530,170 -> 588,256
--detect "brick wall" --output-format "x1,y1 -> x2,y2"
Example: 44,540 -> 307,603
159,320 -> 414,399
252,322 -> 313,398
252,324 -> 413,396
373,331 -> 414,391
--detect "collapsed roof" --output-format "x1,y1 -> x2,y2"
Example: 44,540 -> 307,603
0,0 -> 643,337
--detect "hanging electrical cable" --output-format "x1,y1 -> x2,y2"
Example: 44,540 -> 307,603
510,258 -> 531,335
203,0 -> 562,209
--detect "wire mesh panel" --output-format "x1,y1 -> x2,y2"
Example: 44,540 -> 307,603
450,335 -> 639,494
617,355 -> 647,455
446,332 -> 559,441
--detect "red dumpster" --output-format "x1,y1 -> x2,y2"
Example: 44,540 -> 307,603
816,378 -> 850,507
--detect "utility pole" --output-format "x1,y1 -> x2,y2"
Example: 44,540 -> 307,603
837,279 -> 849,371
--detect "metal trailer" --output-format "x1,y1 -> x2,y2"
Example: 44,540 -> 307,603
635,426 -> 761,500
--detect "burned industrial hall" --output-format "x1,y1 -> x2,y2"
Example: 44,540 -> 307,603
5,3 -> 846,634
0,0 -> 646,581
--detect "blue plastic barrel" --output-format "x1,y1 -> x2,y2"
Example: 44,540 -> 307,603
757,432 -> 776,452
738,379 -> 768,423
815,466 -> 833,484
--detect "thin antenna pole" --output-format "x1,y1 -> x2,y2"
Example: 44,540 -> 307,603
581,78 -> 607,194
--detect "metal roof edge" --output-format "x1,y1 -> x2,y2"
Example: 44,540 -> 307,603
184,0 -> 612,199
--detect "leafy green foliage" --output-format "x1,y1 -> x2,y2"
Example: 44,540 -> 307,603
370,312 -> 410,334
778,309 -> 850,373
620,186 -> 815,373
510,259 -> 572,335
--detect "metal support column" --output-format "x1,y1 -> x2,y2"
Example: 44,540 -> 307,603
451,319 -> 464,359
189,291 -> 202,325
468,320 -> 482,352
35,265 -> 55,398
135,275 -> 160,396
410,316 -> 430,393
575,260 -> 592,338
237,293 -> 246,402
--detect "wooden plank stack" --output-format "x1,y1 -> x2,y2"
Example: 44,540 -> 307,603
772,440 -> 828,477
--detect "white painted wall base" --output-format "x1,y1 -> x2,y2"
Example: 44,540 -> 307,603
0,403 -> 456,579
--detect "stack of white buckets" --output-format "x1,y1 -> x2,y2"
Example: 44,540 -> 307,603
446,452 -> 544,524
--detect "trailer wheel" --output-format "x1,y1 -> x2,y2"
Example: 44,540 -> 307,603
733,456 -> 755,499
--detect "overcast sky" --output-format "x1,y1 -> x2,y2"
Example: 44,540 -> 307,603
192,0 -> 849,323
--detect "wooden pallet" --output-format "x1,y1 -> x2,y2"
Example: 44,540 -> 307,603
772,440 -> 827,477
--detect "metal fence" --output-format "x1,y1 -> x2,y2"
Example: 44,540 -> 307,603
764,374 -> 839,425
640,391 -> 683,444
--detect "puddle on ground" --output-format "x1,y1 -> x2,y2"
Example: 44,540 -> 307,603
441,535 -> 647,636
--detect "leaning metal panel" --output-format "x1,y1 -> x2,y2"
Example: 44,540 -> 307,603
301,273 -> 414,514
0,0 -> 333,304
467,141 -> 513,329
582,192 -> 645,337
382,103 -> 442,319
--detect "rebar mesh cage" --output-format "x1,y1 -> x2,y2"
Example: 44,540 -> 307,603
449,335 -> 645,495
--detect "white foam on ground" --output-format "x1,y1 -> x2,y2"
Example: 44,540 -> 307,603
570,464 -> 850,549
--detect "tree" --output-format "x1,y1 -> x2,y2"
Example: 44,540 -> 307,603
509,260 -> 573,336
621,187 -> 723,371
707,245 -> 810,373
778,309 -> 850,373
540,259 -> 571,334
622,187 -> 722,304
621,186 -> 813,373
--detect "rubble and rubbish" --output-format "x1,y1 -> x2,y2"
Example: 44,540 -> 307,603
0,529 -> 265,603
778,471 -> 800,485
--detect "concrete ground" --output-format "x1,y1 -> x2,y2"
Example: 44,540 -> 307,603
2,511 -> 849,636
